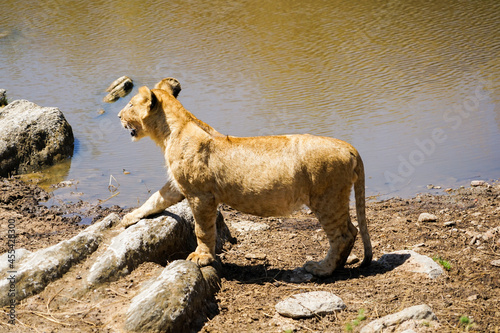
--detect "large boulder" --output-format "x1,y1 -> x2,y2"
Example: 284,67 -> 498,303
125,260 -> 220,333
0,213 -> 119,306
0,99 -> 74,176
87,200 -> 231,286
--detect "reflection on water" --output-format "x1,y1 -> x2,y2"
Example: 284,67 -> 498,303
0,0 -> 499,207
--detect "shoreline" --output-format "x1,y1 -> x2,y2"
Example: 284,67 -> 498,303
0,176 -> 499,332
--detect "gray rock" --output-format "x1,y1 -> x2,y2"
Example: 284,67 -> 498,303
346,254 -> 360,265
125,260 -> 219,333
418,213 -> 438,223
0,213 -> 119,306
103,76 -> 133,103
360,304 -> 438,333
0,89 -> 6,106
0,100 -> 74,177
275,291 -> 346,319
245,252 -> 267,260
470,180 -> 487,187
377,250 -> 444,279
87,200 -> 230,285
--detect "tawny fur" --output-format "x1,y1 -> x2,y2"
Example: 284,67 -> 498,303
117,78 -> 372,276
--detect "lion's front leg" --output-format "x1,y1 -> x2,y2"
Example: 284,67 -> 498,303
120,182 -> 184,228
186,195 -> 218,267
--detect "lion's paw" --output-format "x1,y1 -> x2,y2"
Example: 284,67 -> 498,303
187,251 -> 215,267
303,260 -> 335,277
120,213 -> 141,228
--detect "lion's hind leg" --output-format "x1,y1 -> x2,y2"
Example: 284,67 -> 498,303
304,191 -> 357,277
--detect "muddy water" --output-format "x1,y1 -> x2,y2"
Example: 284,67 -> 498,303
1,1 -> 499,207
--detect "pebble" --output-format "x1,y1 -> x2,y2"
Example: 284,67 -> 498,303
245,252 -> 267,260
443,221 -> 456,227
346,254 -> 359,265
491,260 -> 500,267
418,213 -> 438,223
275,291 -> 346,319
470,180 -> 487,187
103,76 -> 134,103
360,304 -> 438,333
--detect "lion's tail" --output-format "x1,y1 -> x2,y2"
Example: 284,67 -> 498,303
352,151 -> 372,267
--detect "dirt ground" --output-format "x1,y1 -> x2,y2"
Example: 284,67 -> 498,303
0,177 -> 499,332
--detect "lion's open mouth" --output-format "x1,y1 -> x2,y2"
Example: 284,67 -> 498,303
123,123 -> 137,137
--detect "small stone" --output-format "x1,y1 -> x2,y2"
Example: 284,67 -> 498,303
443,221 -> 456,227
346,254 -> 359,265
275,291 -> 346,319
418,213 -> 438,223
471,180 -> 486,187
483,230 -> 495,241
467,294 -> 478,301
245,253 -> 267,260
491,259 -> 500,267
360,304 -> 438,333
103,76 -> 133,103
97,109 -> 105,115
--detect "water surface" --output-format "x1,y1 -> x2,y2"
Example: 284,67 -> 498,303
1,0 -> 499,207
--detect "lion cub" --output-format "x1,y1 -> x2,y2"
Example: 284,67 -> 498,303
117,78 -> 372,276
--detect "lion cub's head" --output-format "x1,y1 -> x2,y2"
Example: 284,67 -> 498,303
118,78 -> 181,141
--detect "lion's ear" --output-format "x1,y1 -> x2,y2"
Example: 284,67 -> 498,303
138,86 -> 157,111
153,78 -> 181,98
139,86 -> 152,102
